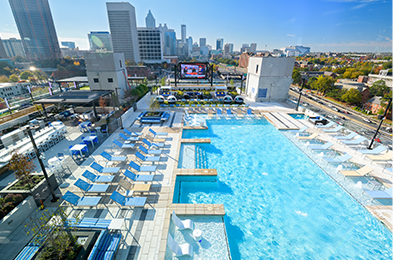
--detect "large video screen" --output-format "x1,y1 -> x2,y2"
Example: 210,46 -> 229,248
180,63 -> 207,79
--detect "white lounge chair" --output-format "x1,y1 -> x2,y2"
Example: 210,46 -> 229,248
367,151 -> 393,161
341,136 -> 367,146
308,142 -> 333,150
323,153 -> 352,163
289,126 -> 308,134
358,146 -> 387,155
316,122 -> 335,128
297,133 -> 318,140
167,234 -> 193,257
340,166 -> 373,177
172,211 -> 194,230
335,132 -> 358,140
323,125 -> 343,133
364,187 -> 392,201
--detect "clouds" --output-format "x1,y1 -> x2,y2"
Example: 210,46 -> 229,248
287,34 -> 296,37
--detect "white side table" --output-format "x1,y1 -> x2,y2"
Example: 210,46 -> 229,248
193,229 -> 202,242
108,219 -> 124,231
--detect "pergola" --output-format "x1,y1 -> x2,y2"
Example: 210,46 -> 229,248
33,90 -> 113,120
56,76 -> 89,89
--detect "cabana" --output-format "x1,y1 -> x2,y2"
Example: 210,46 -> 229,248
155,95 -> 165,103
167,95 -> 177,104
223,95 -> 233,103
234,95 -> 244,104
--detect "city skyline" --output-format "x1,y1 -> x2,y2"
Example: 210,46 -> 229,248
0,0 -> 391,53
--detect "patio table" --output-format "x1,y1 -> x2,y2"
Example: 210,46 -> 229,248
69,144 -> 88,157
84,135 -> 98,147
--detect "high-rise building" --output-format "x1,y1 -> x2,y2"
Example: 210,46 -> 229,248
61,42 -> 76,49
216,38 -> 224,50
0,37 -> 8,58
181,24 -> 186,43
137,27 -> 163,63
88,32 -> 113,52
228,43 -> 234,54
250,43 -> 257,53
158,23 -> 168,55
145,10 -> 156,28
9,0 -> 61,61
186,37 -> 193,57
223,43 -> 230,55
199,38 -> 206,47
241,44 -> 251,53
2,38 -> 25,57
106,2 -> 140,63
164,30 -> 176,55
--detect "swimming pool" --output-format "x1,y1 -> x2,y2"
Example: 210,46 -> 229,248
177,118 -> 392,259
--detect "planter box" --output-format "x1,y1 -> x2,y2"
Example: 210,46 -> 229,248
0,173 -> 59,207
0,196 -> 36,237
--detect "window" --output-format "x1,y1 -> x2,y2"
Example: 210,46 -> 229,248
108,78 -> 113,83
93,78 -> 99,83
256,65 -> 259,73
119,60 -> 122,68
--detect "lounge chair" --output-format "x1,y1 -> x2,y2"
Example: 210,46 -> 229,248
335,132 -> 358,140
135,151 -> 160,162
308,142 -> 333,150
323,153 -> 352,163
101,151 -> 126,162
216,108 -> 222,117
138,145 -> 162,155
340,166 -> 373,177
149,128 -> 168,137
316,122 -> 335,128
289,126 -> 308,134
172,211 -> 194,230
367,151 -> 393,161
142,138 -> 164,148
110,191 -> 147,207
322,125 -> 343,133
341,136 -> 367,145
62,191 -> 101,207
363,187 -> 392,201
113,139 -> 135,149
226,109 -> 233,117
74,179 -> 109,193
82,170 -> 114,183
246,109 -> 254,117
129,161 -> 157,173
118,178 -> 151,196
119,133 -> 139,141
297,133 -> 318,140
123,129 -> 142,136
167,234 -> 193,257
358,146 -> 387,155
90,162 -> 120,174
123,169 -> 154,182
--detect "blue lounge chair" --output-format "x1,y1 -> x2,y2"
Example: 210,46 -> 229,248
139,145 -> 162,155
358,146 -> 387,155
62,191 -> 101,207
82,170 -> 114,183
246,109 -> 254,117
110,191 -> 147,207
119,132 -> 139,141
113,139 -> 135,149
142,138 -> 164,148
289,126 -> 308,134
216,108 -> 223,118
316,122 -> 335,128
364,187 -> 392,201
135,151 -> 160,162
308,142 -> 333,150
123,169 -> 154,182
335,132 -> 358,140
101,151 -> 126,162
341,136 -> 367,145
74,179 -> 109,193
123,129 -> 142,136
323,125 -> 343,133
149,128 -> 168,137
323,153 -> 352,163
129,161 -> 157,172
14,246 -> 40,260
90,162 -> 120,174
226,109 -> 233,117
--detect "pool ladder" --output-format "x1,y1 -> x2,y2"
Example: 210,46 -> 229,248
195,145 -> 208,169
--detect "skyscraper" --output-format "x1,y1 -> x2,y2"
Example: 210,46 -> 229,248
216,38 -> 224,50
165,30 -> 176,55
137,27 -> 163,63
9,0 -> 61,61
106,2 -> 140,63
250,43 -> 257,53
228,43 -> 234,54
0,37 -> 8,58
145,10 -> 156,28
199,38 -> 206,47
88,32 -> 113,52
61,42 -> 76,49
2,38 -> 25,57
186,36 -> 193,57
181,24 -> 186,43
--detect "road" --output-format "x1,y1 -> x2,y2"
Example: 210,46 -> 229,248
288,90 -> 392,149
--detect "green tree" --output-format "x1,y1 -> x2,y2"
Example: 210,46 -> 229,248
370,80 -> 389,97
292,68 -> 301,85
307,77 -> 317,89
9,74 -> 19,82
8,152 -> 35,189
0,75 -> 9,83
383,61 -> 392,70
333,67 -> 346,74
20,71 -> 34,80
312,75 -> 335,94
160,77 -> 166,86
143,77 -> 148,85
341,88 -> 362,104
229,79 -> 234,87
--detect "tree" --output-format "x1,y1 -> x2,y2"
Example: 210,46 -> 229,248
8,152 -> 35,189
311,75 -> 335,95
0,75 -> 9,83
11,55 -> 28,63
370,80 -> 390,97
143,77 -> 148,85
20,71 -> 34,80
229,79 -> 234,87
149,96 -> 160,111
333,67 -> 346,74
160,77 -> 166,86
382,61 -> 392,70
341,88 -> 362,104
9,74 -> 19,82
292,68 -> 301,85
307,77 -> 317,89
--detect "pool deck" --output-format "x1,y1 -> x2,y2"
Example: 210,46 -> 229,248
2,95 -> 392,260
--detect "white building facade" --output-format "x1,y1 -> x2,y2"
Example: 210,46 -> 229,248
245,57 -> 295,102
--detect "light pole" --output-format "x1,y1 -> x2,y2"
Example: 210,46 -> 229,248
115,88 -> 124,130
25,126 -> 58,202
368,98 -> 392,149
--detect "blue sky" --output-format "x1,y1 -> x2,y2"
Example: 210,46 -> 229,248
0,0 -> 391,52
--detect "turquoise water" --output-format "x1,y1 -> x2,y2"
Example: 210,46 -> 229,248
288,113 -> 306,119
177,118 -> 392,259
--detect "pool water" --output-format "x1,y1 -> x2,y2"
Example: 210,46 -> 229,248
177,118 -> 392,259
288,113 -> 306,119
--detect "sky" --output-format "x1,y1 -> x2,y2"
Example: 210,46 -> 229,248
0,0 -> 392,53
